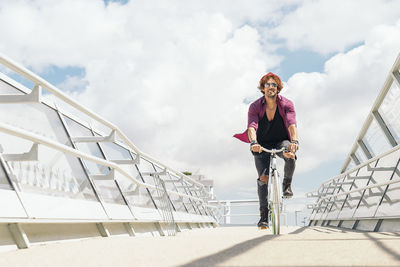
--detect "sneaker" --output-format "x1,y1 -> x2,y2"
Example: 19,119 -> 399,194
258,222 -> 269,229
283,184 -> 293,197
257,207 -> 268,228
257,220 -> 268,227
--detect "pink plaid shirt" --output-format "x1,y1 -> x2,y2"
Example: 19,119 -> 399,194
234,95 -> 297,143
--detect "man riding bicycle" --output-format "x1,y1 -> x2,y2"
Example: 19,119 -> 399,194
234,72 -> 299,228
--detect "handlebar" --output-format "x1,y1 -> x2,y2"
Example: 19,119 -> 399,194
261,147 -> 288,154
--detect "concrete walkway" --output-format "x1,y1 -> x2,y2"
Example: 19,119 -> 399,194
1,226 -> 400,266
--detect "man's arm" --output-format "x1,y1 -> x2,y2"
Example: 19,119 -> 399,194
248,127 -> 262,153
288,124 -> 299,153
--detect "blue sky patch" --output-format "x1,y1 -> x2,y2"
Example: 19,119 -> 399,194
40,65 -> 86,87
274,48 -> 332,81
104,0 -> 129,6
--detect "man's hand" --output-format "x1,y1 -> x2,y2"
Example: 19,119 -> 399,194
289,140 -> 299,153
284,141 -> 298,159
288,143 -> 298,153
251,143 -> 262,153
283,151 -> 296,159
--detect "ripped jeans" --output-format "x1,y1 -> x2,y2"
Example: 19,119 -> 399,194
253,140 -> 296,209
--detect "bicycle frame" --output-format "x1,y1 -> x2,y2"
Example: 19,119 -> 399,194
261,147 -> 285,235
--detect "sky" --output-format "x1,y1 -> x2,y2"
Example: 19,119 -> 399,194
1,0 -> 400,224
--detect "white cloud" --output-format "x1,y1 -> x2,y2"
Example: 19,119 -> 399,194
57,75 -> 88,93
0,0 -> 400,204
0,0 -> 283,190
273,0 -> 400,54
285,22 -> 400,173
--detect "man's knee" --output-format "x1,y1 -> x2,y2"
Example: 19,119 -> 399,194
260,174 -> 269,184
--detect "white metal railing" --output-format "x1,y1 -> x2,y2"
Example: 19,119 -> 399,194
307,144 -> 400,222
309,144 -> 400,198
0,53 -> 220,224
210,199 -> 288,226
340,53 -> 400,173
0,122 -> 211,206
306,54 -> 400,227
0,53 -> 208,193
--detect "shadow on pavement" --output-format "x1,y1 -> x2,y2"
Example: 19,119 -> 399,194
287,226 -> 308,235
364,232 -> 400,261
179,233 -> 278,267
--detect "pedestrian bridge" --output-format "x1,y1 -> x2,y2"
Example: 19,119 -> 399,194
1,226 -> 400,266
0,53 -> 400,266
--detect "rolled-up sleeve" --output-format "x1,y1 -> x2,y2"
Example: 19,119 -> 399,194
248,102 -> 259,130
286,99 -> 297,126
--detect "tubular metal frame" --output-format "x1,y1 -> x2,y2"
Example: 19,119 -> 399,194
0,53 -> 223,247
340,53 -> 400,173
307,53 -> 400,231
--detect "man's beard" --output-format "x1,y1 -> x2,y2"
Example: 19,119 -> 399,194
266,91 -> 277,98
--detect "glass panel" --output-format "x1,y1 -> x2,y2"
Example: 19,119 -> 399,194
346,159 -> 357,172
0,78 -> 25,95
378,80 -> 400,143
99,142 -> 132,160
188,182 -> 205,215
9,146 -> 97,201
355,146 -> 368,164
352,160 -> 381,218
374,149 -> 400,217
337,168 -> 363,219
363,118 -> 392,157
94,178 -> 125,204
153,165 -> 178,212
63,115 -> 92,137
0,88 -> 98,202
168,173 -> 191,213
0,160 -> 12,190
64,116 -> 108,175
375,170 -> 400,217
63,116 -> 125,204
181,180 -> 200,214
136,158 -> 157,186
0,71 -> 35,91
135,158 -> 159,209
54,99 -> 111,136
0,103 -> 71,149
312,184 -> 332,220
115,163 -> 154,209
325,176 -> 346,220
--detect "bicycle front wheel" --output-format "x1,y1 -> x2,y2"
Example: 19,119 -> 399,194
272,170 -> 280,235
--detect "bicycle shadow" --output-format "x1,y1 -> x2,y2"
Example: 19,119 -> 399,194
180,227 -> 307,267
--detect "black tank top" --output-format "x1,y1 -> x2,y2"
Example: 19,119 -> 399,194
256,107 -> 289,148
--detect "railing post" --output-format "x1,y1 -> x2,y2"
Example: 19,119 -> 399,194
225,201 -> 231,224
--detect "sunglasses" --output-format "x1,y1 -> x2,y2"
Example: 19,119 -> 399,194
264,83 -> 277,88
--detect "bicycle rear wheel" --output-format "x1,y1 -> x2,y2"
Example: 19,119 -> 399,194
272,170 -> 280,235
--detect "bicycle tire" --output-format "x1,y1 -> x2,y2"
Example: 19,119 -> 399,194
273,170 -> 280,235
271,208 -> 276,235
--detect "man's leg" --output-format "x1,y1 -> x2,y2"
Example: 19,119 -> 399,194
254,152 -> 270,227
277,140 -> 296,197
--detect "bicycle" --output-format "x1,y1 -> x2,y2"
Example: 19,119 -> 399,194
260,146 -> 289,235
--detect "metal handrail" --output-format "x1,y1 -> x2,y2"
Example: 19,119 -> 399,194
0,53 -> 207,193
0,53 -> 217,211
0,122 -> 218,209
316,178 -> 400,201
307,141 -> 400,222
308,144 -> 400,197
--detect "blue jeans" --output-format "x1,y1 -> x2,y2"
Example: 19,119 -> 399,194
253,140 -> 296,209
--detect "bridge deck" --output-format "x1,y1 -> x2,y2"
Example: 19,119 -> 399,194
1,226 -> 399,266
